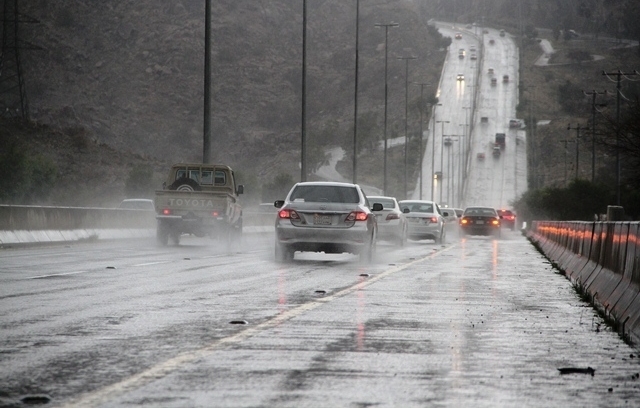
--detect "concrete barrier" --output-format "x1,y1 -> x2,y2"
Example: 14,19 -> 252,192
528,221 -> 640,347
0,205 -> 276,246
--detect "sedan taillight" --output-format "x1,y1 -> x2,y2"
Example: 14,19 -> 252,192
386,213 -> 399,221
279,209 -> 300,220
346,211 -> 368,222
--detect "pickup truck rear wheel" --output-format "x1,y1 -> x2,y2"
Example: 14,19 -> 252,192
156,221 -> 169,246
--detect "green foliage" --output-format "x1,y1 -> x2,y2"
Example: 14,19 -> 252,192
0,143 -> 58,204
124,164 -> 154,198
261,172 -> 295,203
513,179 -> 614,224
557,80 -> 585,115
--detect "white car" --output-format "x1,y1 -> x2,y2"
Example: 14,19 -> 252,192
118,198 -> 154,210
398,200 -> 446,244
274,182 -> 382,262
368,196 -> 408,246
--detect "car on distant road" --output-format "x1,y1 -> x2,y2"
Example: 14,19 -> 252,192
457,73 -> 464,81
459,207 -> 501,237
509,119 -> 522,128
274,182 -> 382,263
368,196 -> 408,246
455,32 -> 462,39
398,200 -> 446,244
491,77 -> 497,86
497,209 -> 517,230
499,29 -> 505,37
477,152 -> 486,160
492,145 -> 501,157
118,198 -> 154,211
441,208 -> 459,234
470,53 -> 477,60
503,74 -> 509,83
488,67 -> 494,75
489,38 -> 495,45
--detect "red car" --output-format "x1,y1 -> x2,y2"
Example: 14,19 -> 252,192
497,209 -> 516,230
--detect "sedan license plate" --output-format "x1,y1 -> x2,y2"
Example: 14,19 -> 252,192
476,220 -> 485,224
314,214 -> 332,225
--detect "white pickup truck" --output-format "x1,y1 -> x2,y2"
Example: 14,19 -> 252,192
154,163 -> 244,245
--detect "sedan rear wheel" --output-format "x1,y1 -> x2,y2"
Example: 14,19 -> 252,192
275,241 -> 294,263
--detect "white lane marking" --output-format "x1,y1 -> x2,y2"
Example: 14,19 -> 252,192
27,271 -> 89,279
132,261 -> 171,267
62,246 -> 455,407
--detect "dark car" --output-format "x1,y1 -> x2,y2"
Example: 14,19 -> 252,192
459,206 -> 501,238
497,209 -> 516,230
274,182 -> 382,263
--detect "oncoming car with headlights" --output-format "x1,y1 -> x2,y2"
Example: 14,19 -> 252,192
274,182 -> 382,263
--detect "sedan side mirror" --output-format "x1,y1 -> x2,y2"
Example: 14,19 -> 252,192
274,200 -> 285,209
402,208 -> 410,213
372,203 -> 384,211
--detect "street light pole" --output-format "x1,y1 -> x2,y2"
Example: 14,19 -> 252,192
375,22 -> 399,195
301,0 -> 308,181
414,83 -> 431,200
436,120 -> 449,204
352,0 -> 360,184
398,56 -> 417,200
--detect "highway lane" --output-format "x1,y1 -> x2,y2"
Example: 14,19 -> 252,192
2,232 -> 639,407
415,23 -> 526,212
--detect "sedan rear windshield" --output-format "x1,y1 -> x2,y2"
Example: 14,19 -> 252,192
401,202 -> 433,213
290,185 -> 360,204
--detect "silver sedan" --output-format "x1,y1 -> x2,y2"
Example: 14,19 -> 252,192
398,200 -> 446,244
368,195 -> 408,246
274,182 -> 382,262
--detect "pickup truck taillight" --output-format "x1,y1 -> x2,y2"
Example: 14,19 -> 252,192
162,209 -> 172,215
211,211 -> 220,217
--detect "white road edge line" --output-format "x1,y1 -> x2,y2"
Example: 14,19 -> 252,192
26,271 -> 89,279
62,245 -> 457,407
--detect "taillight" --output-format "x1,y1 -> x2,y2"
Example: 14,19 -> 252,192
386,213 -> 399,221
211,211 -> 220,217
346,211 -> 368,222
278,209 -> 300,220
460,218 -> 469,225
429,217 -> 438,223
162,208 -> 171,215
491,218 -> 500,226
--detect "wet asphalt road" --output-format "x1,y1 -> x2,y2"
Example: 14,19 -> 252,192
1,231 -> 639,407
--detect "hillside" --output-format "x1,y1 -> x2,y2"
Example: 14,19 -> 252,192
4,1 -> 445,206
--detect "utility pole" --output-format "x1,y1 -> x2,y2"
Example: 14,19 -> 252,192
374,22 -> 399,195
0,0 -> 40,120
567,124 -> 589,180
397,56 -> 417,200
583,90 -> 607,183
559,138 -> 574,187
602,70 -> 638,205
